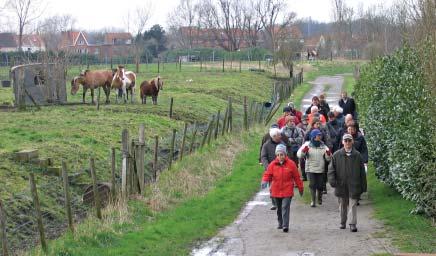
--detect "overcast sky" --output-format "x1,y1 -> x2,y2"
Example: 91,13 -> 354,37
2,0 -> 395,33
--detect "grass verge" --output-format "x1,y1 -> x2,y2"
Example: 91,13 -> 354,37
367,164 -> 436,253
30,129 -> 264,255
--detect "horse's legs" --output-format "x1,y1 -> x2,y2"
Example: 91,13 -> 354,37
123,85 -> 127,103
104,85 -> 110,104
82,87 -> 87,103
91,89 -> 95,104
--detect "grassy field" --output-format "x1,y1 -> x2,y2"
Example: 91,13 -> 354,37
30,129 -> 265,255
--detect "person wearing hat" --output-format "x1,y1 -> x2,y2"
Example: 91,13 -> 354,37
277,106 -> 292,128
297,129 -> 332,207
261,144 -> 304,232
328,134 -> 367,232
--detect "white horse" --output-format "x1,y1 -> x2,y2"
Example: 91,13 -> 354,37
111,65 -> 136,103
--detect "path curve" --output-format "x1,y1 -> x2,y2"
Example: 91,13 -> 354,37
191,75 -> 396,256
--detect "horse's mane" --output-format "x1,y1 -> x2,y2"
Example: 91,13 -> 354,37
152,76 -> 161,91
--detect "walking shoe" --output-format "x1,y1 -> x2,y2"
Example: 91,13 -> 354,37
277,225 -> 283,229
350,224 -> 358,232
270,206 -> 277,210
322,190 -> 327,194
339,223 -> 346,229
283,227 -> 289,233
317,196 -> 322,205
310,201 -> 316,207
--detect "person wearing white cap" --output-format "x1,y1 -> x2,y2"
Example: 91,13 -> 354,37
328,134 -> 367,232
261,144 -> 304,232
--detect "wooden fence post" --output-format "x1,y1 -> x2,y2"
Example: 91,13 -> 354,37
169,129 -> 176,169
243,96 -> 248,130
214,110 -> 220,139
239,59 -> 242,72
179,123 -> 188,160
61,161 -> 74,234
222,58 -> 225,72
130,139 -> 136,194
137,125 -> 145,194
189,123 -> 198,153
136,57 -> 139,74
228,97 -> 233,133
207,115 -> 215,145
111,148 -> 116,201
153,136 -> 159,181
89,158 -> 102,219
300,68 -> 304,83
29,173 -> 47,253
179,59 -> 182,72
157,59 -> 160,73
0,198 -> 9,256
201,118 -> 213,147
169,97 -> 174,119
200,57 -> 203,72
221,107 -> 228,136
121,129 -> 129,200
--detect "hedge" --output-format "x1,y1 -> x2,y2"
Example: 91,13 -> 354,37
354,45 -> 436,218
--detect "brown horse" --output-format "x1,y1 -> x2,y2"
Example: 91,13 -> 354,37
140,76 -> 164,105
71,70 -> 113,104
111,65 -> 136,103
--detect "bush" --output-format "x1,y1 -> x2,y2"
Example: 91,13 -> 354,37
355,45 -> 436,219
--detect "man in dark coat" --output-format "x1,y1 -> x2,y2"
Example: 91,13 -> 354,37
328,134 -> 367,232
338,92 -> 357,117
261,127 -> 283,210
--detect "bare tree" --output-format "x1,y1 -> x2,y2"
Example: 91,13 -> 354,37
196,0 -> 245,51
241,0 -> 262,48
6,0 -> 46,51
167,0 -> 198,49
255,0 -> 295,76
37,14 -> 76,51
132,4 -> 153,37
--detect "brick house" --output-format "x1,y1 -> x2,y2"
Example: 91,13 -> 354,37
59,31 -> 133,59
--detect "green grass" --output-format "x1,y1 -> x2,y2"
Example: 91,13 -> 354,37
367,165 -> 436,253
31,130 -> 264,255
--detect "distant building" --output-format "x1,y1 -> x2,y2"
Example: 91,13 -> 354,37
0,33 -> 17,52
59,30 -> 134,59
0,33 -> 45,53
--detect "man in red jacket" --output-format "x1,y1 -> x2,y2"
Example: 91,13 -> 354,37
261,144 -> 304,232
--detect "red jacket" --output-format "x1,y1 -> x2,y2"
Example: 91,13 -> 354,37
262,157 -> 304,198
277,114 -> 301,128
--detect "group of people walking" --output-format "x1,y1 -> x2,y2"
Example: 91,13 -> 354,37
260,91 -> 367,233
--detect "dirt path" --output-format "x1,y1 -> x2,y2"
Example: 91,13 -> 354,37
191,75 -> 397,256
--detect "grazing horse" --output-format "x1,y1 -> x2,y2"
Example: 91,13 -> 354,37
111,65 -> 136,103
140,76 -> 164,105
71,70 -> 113,104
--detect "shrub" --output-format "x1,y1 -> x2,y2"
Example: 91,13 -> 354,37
355,44 -> 436,219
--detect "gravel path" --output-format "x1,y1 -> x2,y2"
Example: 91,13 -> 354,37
191,75 -> 397,256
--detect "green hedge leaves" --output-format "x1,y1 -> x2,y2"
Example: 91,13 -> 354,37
355,45 -> 436,219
